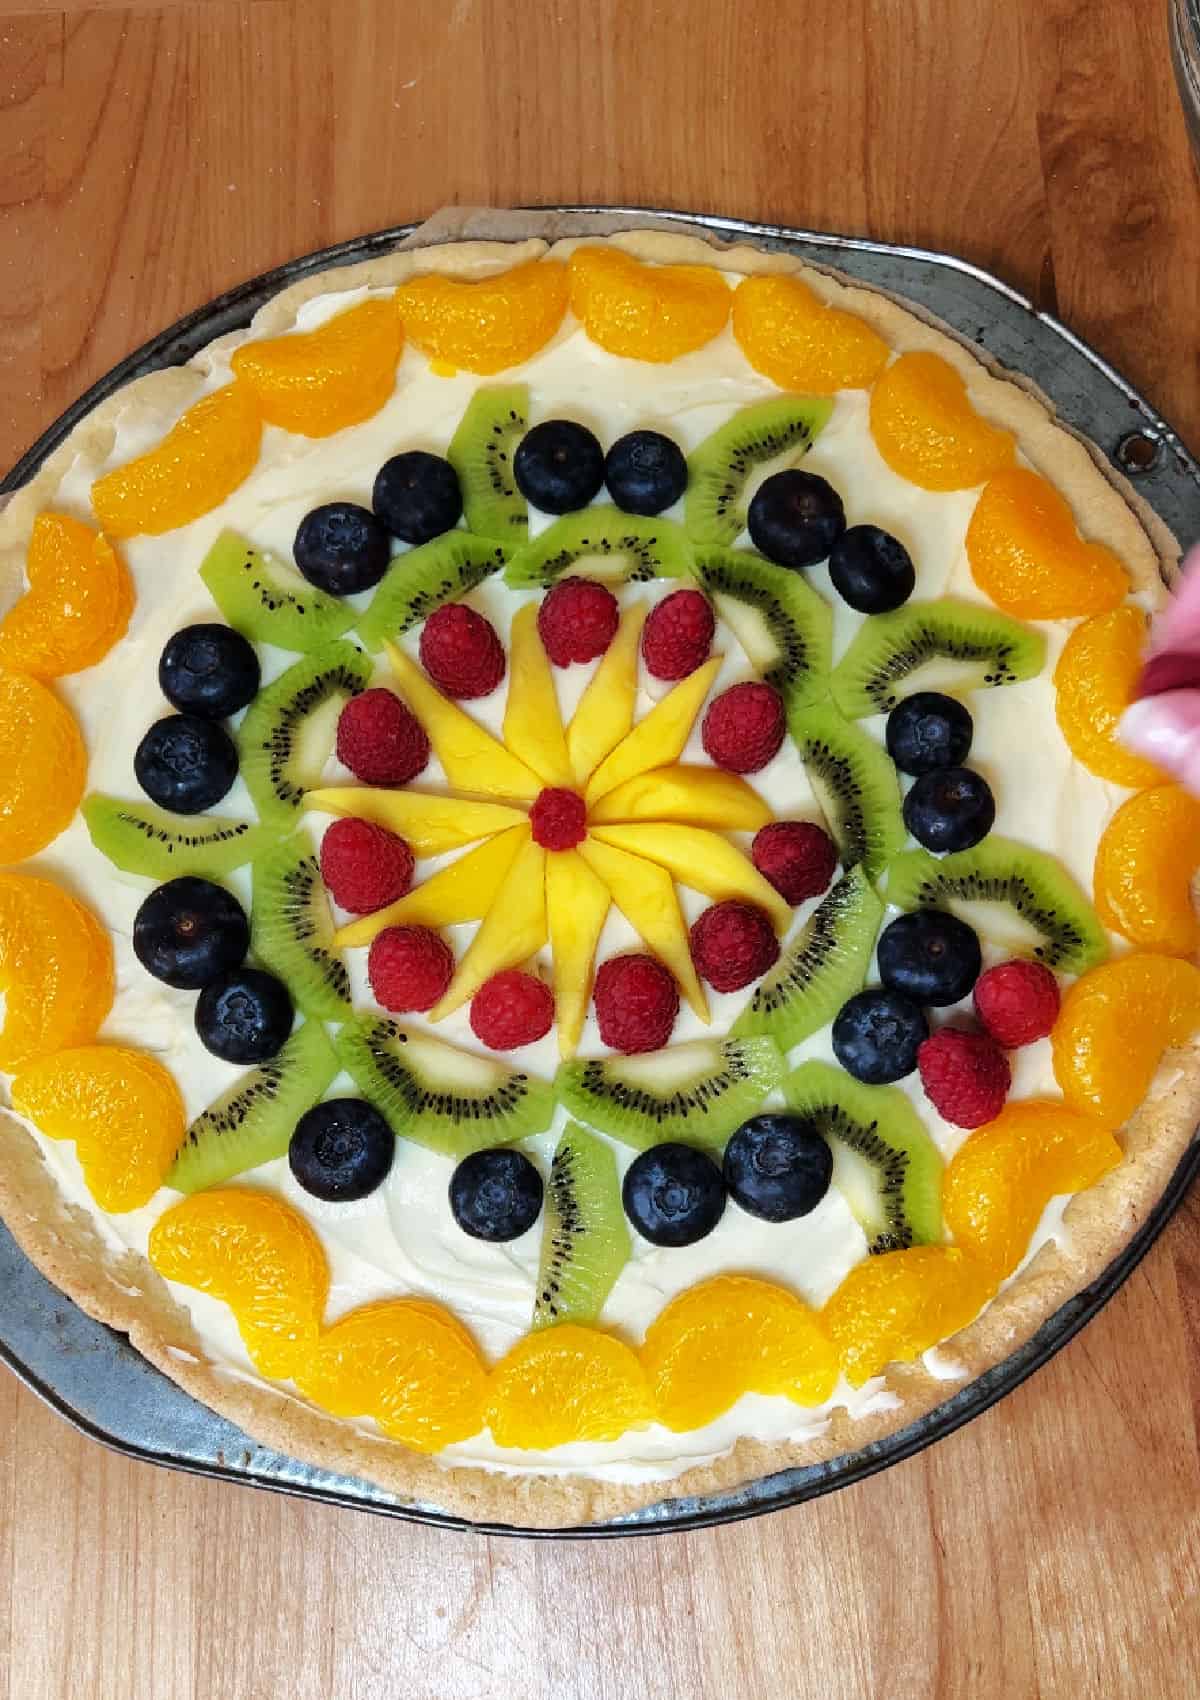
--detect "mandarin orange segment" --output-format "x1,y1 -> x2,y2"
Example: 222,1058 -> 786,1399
11,1045 -> 185,1212
0,514 -> 132,678
230,299 -> 403,438
148,1188 -> 328,1379
485,1325 -> 652,1449
568,247 -> 731,362
641,1276 -> 839,1432
0,671 -> 87,861
943,1100 -> 1121,1280
1094,785 -> 1200,955
294,1298 -> 487,1451
731,274 -> 889,394
823,1247 -> 996,1386
1054,606 -> 1169,787
868,351 -> 1015,491
965,468 -> 1129,620
91,381 -> 262,538
0,874 -> 112,1070
395,260 -> 568,375
1051,953 -> 1200,1127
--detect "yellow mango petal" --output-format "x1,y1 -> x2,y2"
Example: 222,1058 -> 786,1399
578,835 -> 708,1022
384,641 -> 541,803
590,821 -> 791,932
546,849 -> 612,1058
566,602 -> 647,786
304,786 -> 524,855
230,299 -> 403,437
502,603 -> 572,785
584,655 -> 722,805
92,383 -> 263,538
334,825 -> 529,947
588,764 -> 772,831
428,837 -> 547,1018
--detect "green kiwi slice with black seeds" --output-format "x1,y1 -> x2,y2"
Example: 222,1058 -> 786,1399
788,701 -> 906,881
355,531 -> 512,651
504,507 -> 694,587
684,396 -> 834,545
199,530 -> 356,653
691,543 -> 832,711
238,641 -> 373,829
447,384 -> 530,542
533,1122 -> 629,1330
830,598 -> 1046,718
82,795 -> 275,881
251,829 -> 350,1019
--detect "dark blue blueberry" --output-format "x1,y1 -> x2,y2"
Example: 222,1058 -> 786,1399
828,524 -> 916,613
622,1143 -> 726,1247
132,877 -> 249,990
134,714 -> 238,814
513,420 -> 605,514
373,451 -> 463,544
723,1114 -> 833,1223
604,429 -> 688,516
158,624 -> 260,721
903,766 -> 995,852
289,1099 -> 395,1203
877,910 -> 982,1007
832,988 -> 928,1085
747,469 -> 846,569
449,1148 -> 544,1242
293,502 -> 390,595
886,692 -> 973,776
194,967 -> 294,1063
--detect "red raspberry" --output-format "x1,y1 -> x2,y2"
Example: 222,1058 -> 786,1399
470,969 -> 555,1050
529,786 -> 587,850
917,1028 -> 1010,1129
689,901 -> 780,992
418,603 -> 505,699
336,689 -> 429,786
593,954 -> 679,1053
368,925 -> 454,1013
537,577 -> 620,666
973,960 -> 1061,1048
701,681 -> 786,773
320,818 -> 414,914
641,589 -> 716,681
752,820 -> 838,905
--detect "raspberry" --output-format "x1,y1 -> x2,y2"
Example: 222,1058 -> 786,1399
973,959 -> 1061,1049
469,969 -> 555,1050
418,603 -> 505,699
641,589 -> 715,681
367,925 -> 454,1013
320,818 -> 414,914
529,786 -> 587,850
336,689 -> 429,786
917,1028 -> 1010,1129
689,901 -> 780,992
537,577 -> 620,666
701,681 -> 786,773
751,820 -> 837,905
593,953 -> 679,1053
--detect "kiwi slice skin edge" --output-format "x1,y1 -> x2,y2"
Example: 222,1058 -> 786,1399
533,1122 -> 630,1331
251,830 -> 350,1020
447,384 -> 530,543
691,544 -> 832,711
684,396 -> 834,546
238,641 -> 373,830
504,507 -> 694,587
829,599 -> 1046,719
199,530 -> 355,654
788,701 -> 905,882
82,795 -> 275,881
356,532 -> 512,651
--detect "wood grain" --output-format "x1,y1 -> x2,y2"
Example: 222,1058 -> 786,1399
1,3 -> 1199,1696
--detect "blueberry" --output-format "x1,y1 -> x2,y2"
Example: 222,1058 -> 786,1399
622,1143 -> 726,1247
723,1114 -> 833,1223
158,624 -> 260,721
513,420 -> 605,514
293,502 -> 390,595
903,766 -> 995,852
828,524 -> 915,613
132,877 -> 249,989
194,967 -> 294,1062
747,470 -> 846,569
604,430 -> 688,515
886,692 -> 973,776
134,714 -> 238,814
289,1099 -> 395,1203
373,451 -> 463,545
832,988 -> 928,1084
877,910 -> 982,1007
449,1148 -> 544,1242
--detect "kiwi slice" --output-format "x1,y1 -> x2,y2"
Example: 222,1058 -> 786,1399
447,384 -> 530,542
830,598 -> 1046,718
82,794 -> 275,880
556,1035 -> 783,1154
782,1060 -> 942,1252
533,1122 -> 629,1331
167,1019 -> 339,1193
333,1016 -> 556,1157
355,531 -> 512,651
504,507 -> 693,587
692,543 -> 832,711
885,836 -> 1108,972
238,641 -> 372,829
684,396 -> 834,546
199,529 -> 356,653
788,702 -> 905,881
733,866 -> 883,1050
251,830 -> 349,1019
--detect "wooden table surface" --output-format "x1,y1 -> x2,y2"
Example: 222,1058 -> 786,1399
2,2 -> 1200,1695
